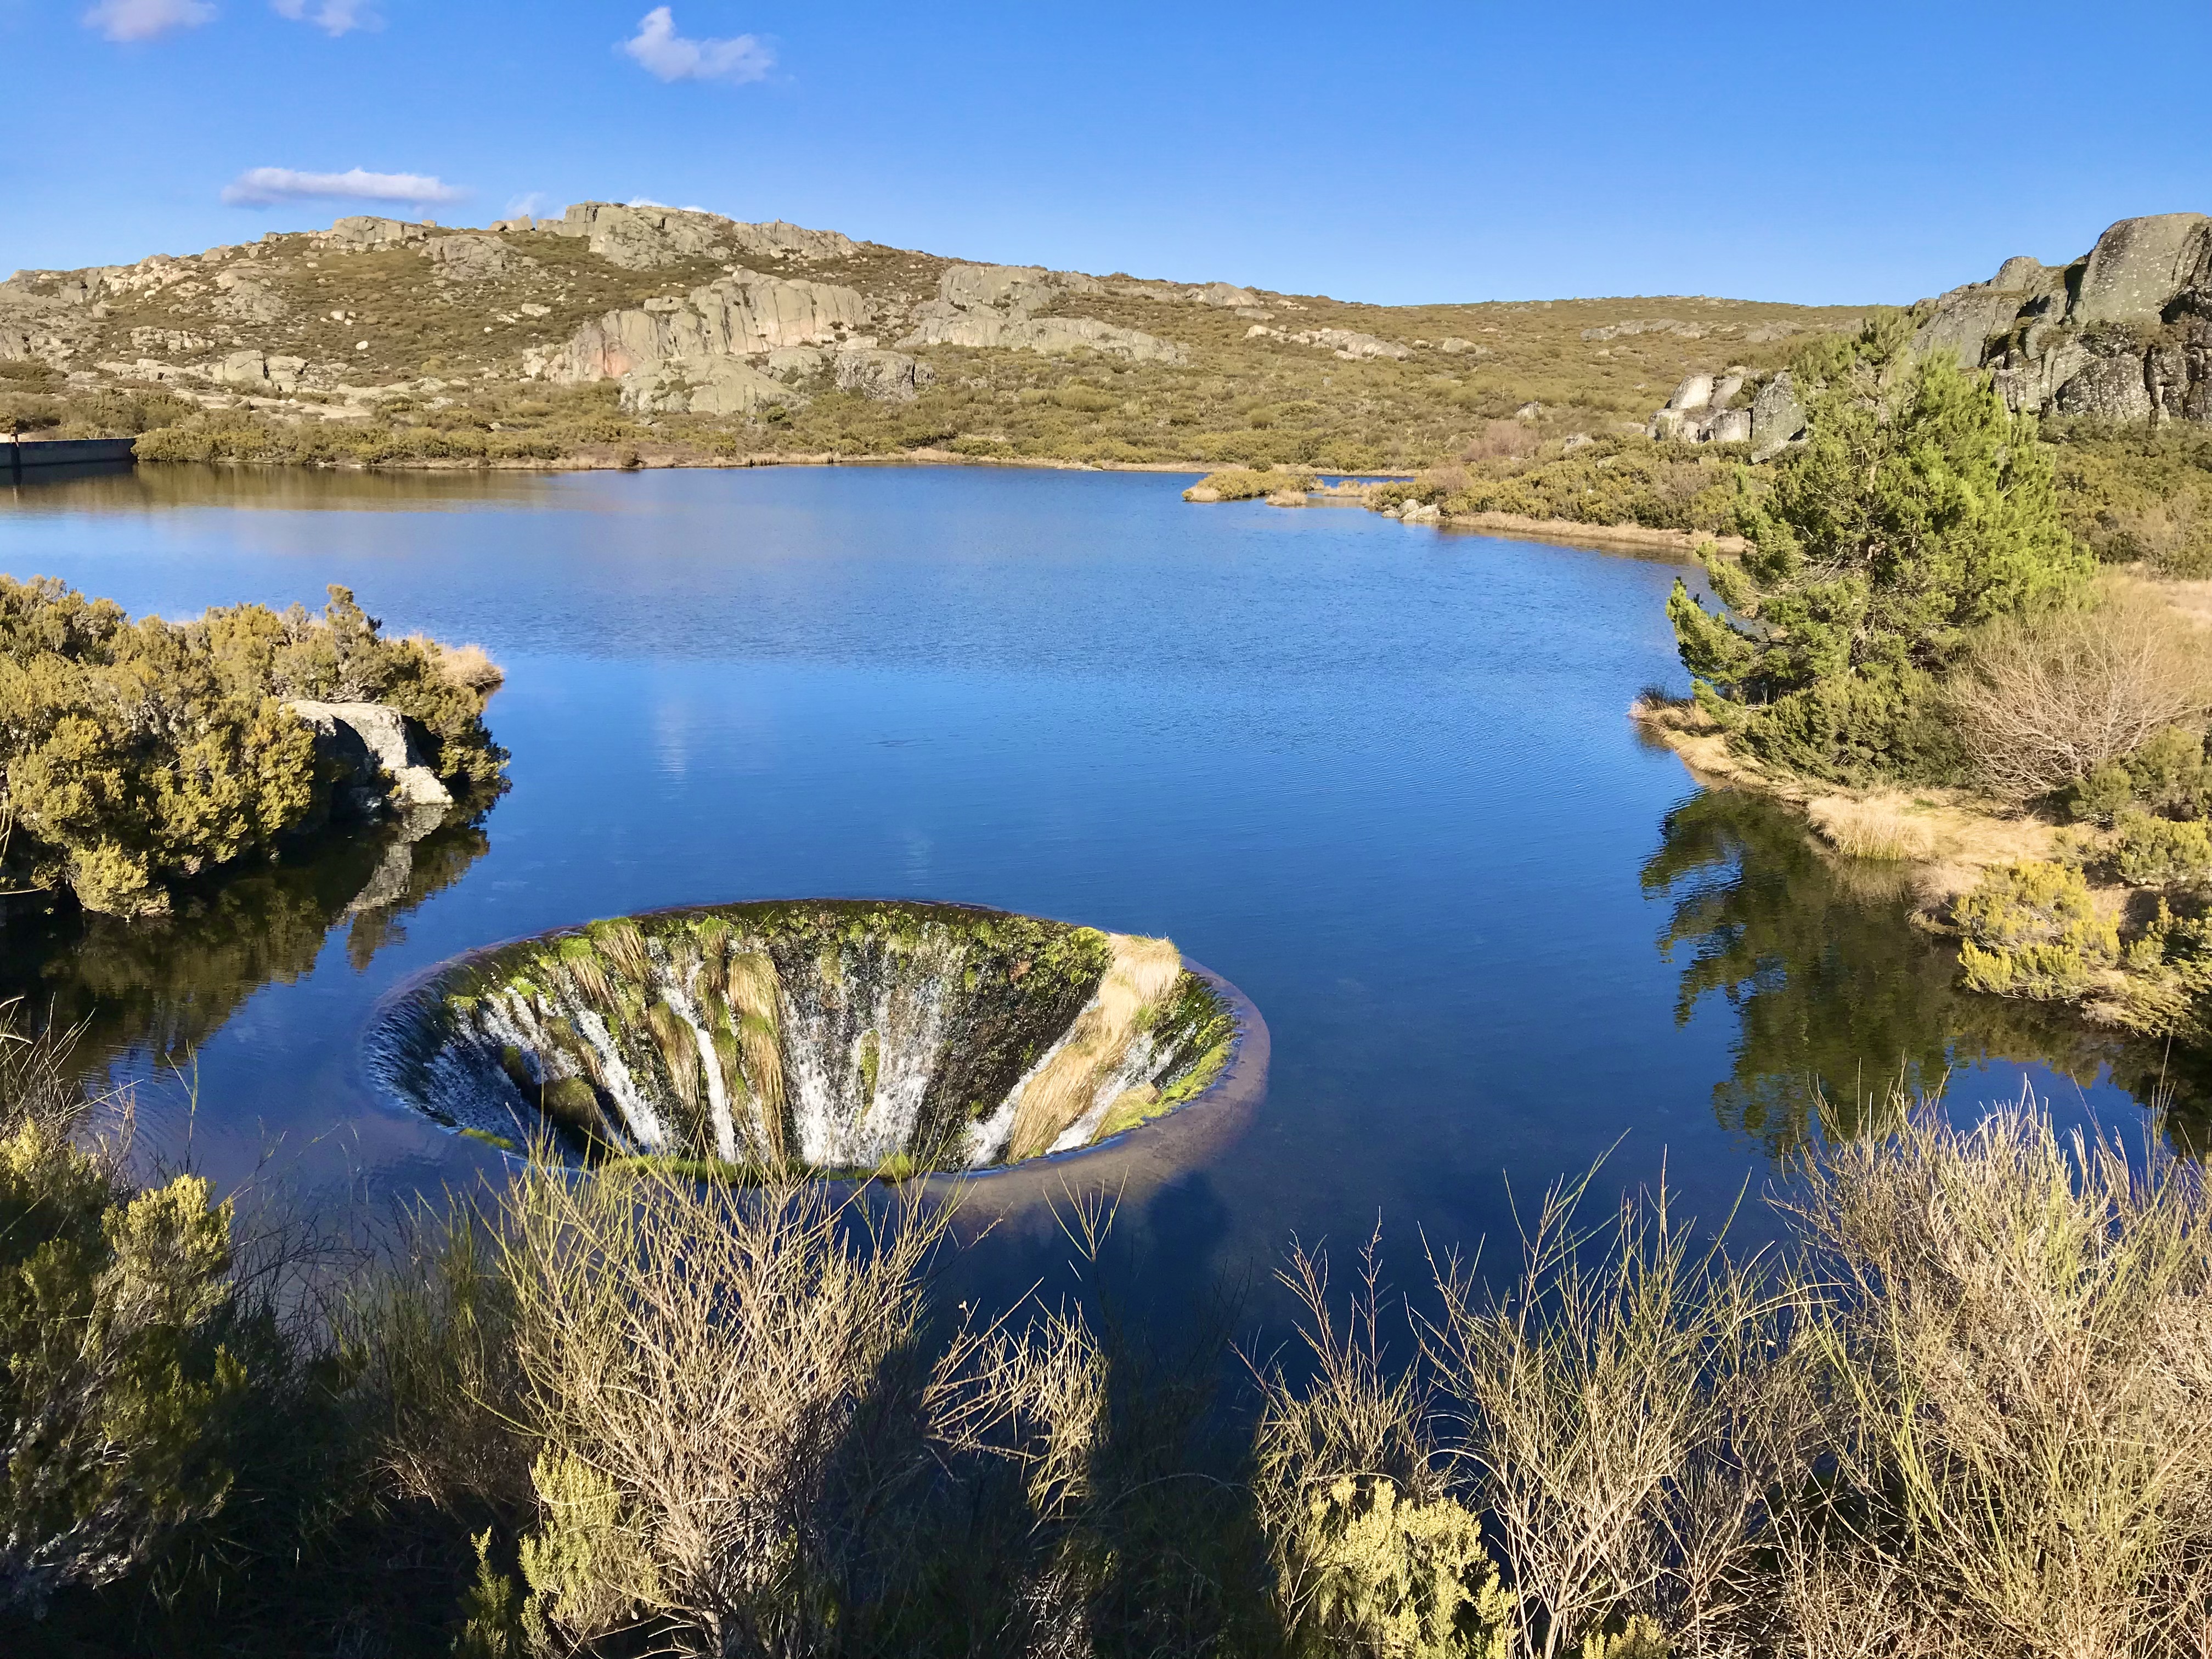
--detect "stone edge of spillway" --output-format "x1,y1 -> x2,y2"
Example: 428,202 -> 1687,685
357,899 -> 1266,1180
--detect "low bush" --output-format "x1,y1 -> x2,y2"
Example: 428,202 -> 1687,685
0,1028 -> 244,1618
2049,420 -> 2212,577
1254,1234 -> 1513,1658
1187,467 -> 1316,501
1955,860 -> 2120,997
0,578 -> 504,915
2113,809 -> 2212,888
1950,586 -> 2212,800
2066,724 -> 2212,825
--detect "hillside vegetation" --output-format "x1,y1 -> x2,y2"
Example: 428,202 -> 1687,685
0,206 -> 1860,473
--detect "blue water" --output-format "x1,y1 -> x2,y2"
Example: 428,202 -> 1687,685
0,464 -> 2152,1316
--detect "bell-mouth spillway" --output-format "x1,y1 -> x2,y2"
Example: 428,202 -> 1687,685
369,899 -> 1258,1177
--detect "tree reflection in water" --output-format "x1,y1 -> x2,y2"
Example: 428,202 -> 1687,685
1639,788 -> 2200,1155
0,814 -> 489,1078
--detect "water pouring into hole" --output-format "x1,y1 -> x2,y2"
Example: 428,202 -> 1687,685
369,900 -> 1254,1178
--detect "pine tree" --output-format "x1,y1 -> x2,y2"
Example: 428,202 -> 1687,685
1667,312 -> 2091,781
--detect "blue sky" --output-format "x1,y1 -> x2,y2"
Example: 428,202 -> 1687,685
6,0 -> 2209,306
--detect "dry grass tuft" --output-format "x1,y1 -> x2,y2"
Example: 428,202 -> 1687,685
1431,1168 -> 1790,1658
1779,1099 -> 2212,1659
407,634 -> 505,701
1807,794 -> 1940,861
498,1158 -> 1108,1656
502,1165 -> 957,1654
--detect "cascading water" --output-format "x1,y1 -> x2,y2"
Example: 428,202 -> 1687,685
371,900 -> 1245,1175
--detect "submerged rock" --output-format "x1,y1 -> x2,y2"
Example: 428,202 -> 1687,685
373,901 -> 1244,1175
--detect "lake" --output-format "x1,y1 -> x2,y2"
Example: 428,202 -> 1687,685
0,463 -> 2163,1324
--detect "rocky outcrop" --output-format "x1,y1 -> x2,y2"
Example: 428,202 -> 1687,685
620,357 -> 787,416
1298,327 -> 1409,360
546,273 -> 870,378
318,216 -> 438,253
528,202 -> 856,269
1913,212 -> 2212,424
938,263 -> 1102,311
286,701 -> 452,821
898,263 -> 1185,363
1583,317 -> 1805,345
537,270 -> 879,413
833,347 -> 932,402
1245,323 -> 1411,360
1181,281 -> 1261,308
426,233 -> 533,283
1649,368 -> 1804,458
210,349 -> 308,392
209,269 -> 286,323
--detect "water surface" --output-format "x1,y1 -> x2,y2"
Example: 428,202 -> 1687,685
0,464 -> 2163,1318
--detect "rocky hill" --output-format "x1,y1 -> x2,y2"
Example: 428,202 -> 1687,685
1646,213 -> 2212,454
0,201 -> 1863,471
1911,212 -> 2210,424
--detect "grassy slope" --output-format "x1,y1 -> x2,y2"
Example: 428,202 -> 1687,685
0,219 -> 1863,472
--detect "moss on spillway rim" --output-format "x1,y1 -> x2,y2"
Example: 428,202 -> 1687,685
369,899 -> 1246,1176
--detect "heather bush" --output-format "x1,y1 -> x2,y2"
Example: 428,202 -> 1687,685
0,578 -> 504,915
0,1031 -> 244,1618
2112,810 -> 2212,888
2066,725 -> 2212,825
1955,860 -> 2120,997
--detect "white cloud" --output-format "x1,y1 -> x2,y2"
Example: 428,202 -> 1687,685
222,166 -> 469,208
504,191 -> 550,221
271,0 -> 380,35
621,7 -> 772,84
83,0 -> 216,42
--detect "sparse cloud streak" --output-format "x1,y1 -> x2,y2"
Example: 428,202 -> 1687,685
83,0 -> 216,42
271,0 -> 379,36
221,166 -> 468,208
622,7 -> 772,84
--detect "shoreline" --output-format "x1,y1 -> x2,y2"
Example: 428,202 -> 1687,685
1629,699 -> 2209,1050
1628,701 -> 2058,910
91,445 -> 1752,560
1436,510 -> 1745,558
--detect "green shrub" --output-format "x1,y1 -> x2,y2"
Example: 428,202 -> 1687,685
1668,313 -> 2091,786
2115,900 -> 2212,1041
1437,437 -> 1749,532
2114,810 -> 2212,887
2049,421 -> 2212,577
1188,467 -> 1316,501
2065,726 -> 2212,824
0,578 -> 504,915
0,1064 -> 245,1616
1956,860 -> 2119,998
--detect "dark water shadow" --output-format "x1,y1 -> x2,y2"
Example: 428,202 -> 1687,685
0,815 -> 490,1083
1641,787 -> 2207,1153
